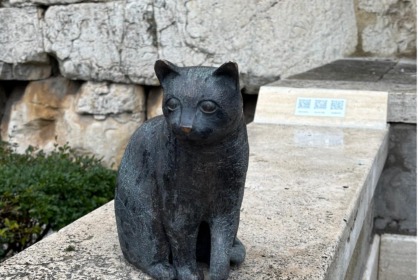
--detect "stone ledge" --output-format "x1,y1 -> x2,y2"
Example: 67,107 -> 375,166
282,58 -> 417,124
0,123 -> 388,279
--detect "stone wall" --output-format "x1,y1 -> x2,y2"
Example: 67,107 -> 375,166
353,0 -> 417,57
0,0 -> 359,167
0,78 -> 146,168
0,1 -> 359,92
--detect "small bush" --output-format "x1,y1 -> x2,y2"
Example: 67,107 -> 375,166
0,139 -> 117,260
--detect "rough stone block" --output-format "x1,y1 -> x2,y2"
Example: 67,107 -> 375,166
146,86 -> 163,119
359,0 -> 416,56
378,234 -> 417,280
76,81 -> 146,120
1,77 -> 146,168
0,62 -> 51,80
42,0 -> 357,93
154,0 -> 357,93
0,7 -> 51,80
1,77 -> 78,152
55,105 -> 145,168
43,0 -> 158,85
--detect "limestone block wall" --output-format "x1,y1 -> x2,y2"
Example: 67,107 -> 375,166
353,0 -> 417,57
0,0 -> 358,90
0,0 -> 359,167
0,78 -> 146,168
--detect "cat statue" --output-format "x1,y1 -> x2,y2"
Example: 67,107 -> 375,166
115,60 -> 249,280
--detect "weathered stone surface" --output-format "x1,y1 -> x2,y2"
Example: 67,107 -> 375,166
1,77 -> 146,168
55,105 -> 145,168
0,7 -> 51,80
76,81 -> 146,120
146,87 -> 163,119
156,0 -> 357,93
0,123 -> 388,279
359,0 -> 417,56
1,77 -> 77,151
361,235 -> 380,280
288,59 -> 397,82
378,234 -> 417,280
1,0 -> 115,7
43,0 -> 158,85
43,0 -> 357,93
388,92 -> 416,123
0,62 -> 51,80
374,124 -> 417,235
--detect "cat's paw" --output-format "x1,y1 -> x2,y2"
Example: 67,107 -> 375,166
176,266 -> 204,280
230,237 -> 246,265
145,262 -> 176,280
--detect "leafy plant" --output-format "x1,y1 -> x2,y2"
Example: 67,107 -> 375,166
0,138 -> 117,261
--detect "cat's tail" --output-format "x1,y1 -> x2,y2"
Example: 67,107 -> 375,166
231,237 -> 246,264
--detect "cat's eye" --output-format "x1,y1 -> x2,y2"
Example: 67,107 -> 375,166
200,101 -> 217,114
166,98 -> 180,111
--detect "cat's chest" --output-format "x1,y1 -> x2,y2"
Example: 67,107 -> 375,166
159,140 -> 244,191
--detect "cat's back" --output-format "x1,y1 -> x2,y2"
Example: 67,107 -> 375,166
117,115 -> 166,186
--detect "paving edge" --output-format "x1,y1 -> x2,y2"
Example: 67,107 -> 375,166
324,126 -> 389,280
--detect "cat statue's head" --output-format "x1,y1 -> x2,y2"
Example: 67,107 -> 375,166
155,60 -> 244,143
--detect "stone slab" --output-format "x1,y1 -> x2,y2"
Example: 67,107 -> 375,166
378,234 -> 417,280
381,59 -> 417,85
0,123 -> 388,279
280,58 -> 417,124
254,86 -> 388,129
385,60 -> 417,123
361,235 -> 380,280
287,59 -> 397,82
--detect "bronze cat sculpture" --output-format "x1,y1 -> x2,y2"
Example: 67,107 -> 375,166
115,60 -> 249,280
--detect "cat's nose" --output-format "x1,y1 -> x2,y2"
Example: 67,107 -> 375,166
181,127 -> 192,133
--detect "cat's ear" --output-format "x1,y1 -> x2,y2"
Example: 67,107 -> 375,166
154,60 -> 180,87
212,61 -> 239,91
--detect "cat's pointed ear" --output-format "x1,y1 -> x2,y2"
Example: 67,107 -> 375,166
212,61 -> 239,91
154,60 -> 180,87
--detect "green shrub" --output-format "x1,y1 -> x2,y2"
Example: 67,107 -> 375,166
0,138 -> 117,260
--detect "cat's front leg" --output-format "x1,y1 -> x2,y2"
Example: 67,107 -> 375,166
209,215 -> 239,280
166,217 -> 204,280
